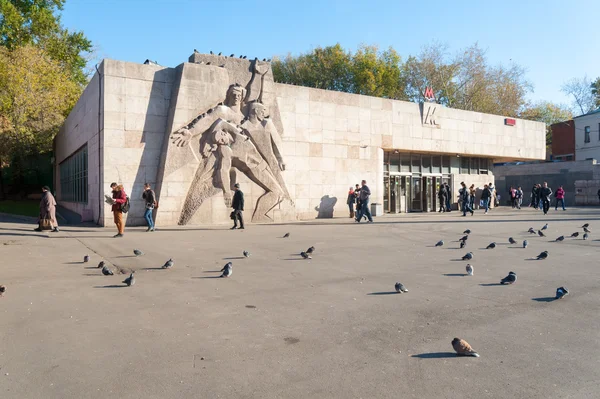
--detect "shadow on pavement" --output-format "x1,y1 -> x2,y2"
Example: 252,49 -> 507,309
223,257 -> 245,260
411,352 -> 457,359
94,285 -> 126,288
480,283 -> 503,286
192,276 -> 223,279
443,273 -> 466,277
367,292 -> 399,296
532,297 -> 556,302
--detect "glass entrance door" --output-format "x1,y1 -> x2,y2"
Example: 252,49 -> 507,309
411,177 -> 422,211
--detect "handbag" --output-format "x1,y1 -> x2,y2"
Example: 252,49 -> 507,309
230,211 -> 236,220
153,200 -> 159,210
39,218 -> 52,230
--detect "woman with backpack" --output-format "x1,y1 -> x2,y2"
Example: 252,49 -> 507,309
110,182 -> 128,238
555,185 -> 566,211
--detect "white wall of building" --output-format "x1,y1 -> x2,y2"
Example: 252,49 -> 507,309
574,110 -> 600,161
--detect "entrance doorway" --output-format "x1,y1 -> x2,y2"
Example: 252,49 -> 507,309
411,177 -> 422,211
384,175 -> 408,213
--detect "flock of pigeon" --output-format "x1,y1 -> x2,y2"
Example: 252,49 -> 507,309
430,222 -> 592,356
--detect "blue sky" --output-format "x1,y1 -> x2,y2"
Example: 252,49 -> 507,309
62,0 -> 599,106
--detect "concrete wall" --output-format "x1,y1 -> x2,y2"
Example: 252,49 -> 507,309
494,160 -> 599,207
101,59 -> 176,226
574,111 -> 600,161
54,68 -> 102,223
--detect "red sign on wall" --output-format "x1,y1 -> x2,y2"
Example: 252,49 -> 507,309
505,118 -> 516,126
424,86 -> 435,101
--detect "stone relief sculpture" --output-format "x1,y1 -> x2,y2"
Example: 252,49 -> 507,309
170,60 -> 291,224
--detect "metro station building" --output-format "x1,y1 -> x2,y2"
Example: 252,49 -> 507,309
54,53 -> 545,226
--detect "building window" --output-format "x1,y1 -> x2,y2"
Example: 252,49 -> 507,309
585,126 -> 590,143
59,145 -> 88,203
460,157 -> 470,174
566,155 -> 573,161
400,153 -> 410,173
479,159 -> 489,174
389,152 -> 399,172
442,156 -> 451,174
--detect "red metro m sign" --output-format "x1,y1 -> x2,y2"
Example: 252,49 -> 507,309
504,118 -> 516,126
424,86 -> 435,102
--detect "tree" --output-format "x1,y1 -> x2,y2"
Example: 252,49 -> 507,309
404,42 -> 531,117
592,77 -> 600,109
272,44 -> 407,100
0,0 -> 92,85
520,101 -> 573,147
561,76 -> 596,116
0,45 -> 80,161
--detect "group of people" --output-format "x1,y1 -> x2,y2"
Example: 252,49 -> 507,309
436,182 -> 454,213
346,180 -> 373,223
442,181 -> 497,216
529,183 -> 564,214
508,186 -> 524,209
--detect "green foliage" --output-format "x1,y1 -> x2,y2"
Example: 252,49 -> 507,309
0,199 -> 41,217
0,0 -> 92,85
0,45 -> 80,159
273,43 -> 407,100
519,101 -> 573,146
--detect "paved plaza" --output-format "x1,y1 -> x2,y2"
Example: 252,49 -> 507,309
1,208 -> 599,398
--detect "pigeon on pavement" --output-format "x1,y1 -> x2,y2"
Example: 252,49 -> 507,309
220,263 -> 232,278
583,226 -> 591,233
536,251 -> 549,260
459,235 -> 469,242
97,261 -> 105,269
555,287 -> 569,300
501,271 -> 517,285
306,246 -> 315,254
123,272 -> 135,286
541,223 -> 548,230
102,265 -> 114,276
509,237 -> 517,244
583,233 -> 589,240
0,285 -> 6,297
452,338 -> 479,357
435,240 -> 444,247
523,240 -> 528,248
528,227 -> 536,234
463,229 -> 471,234
84,255 -> 90,263
581,223 -> 589,229
395,282 -> 408,293
220,262 -> 232,272
133,249 -> 143,256
243,251 -> 250,258
555,236 -> 565,242
486,242 -> 496,249
460,241 -> 466,249
162,259 -> 174,269
300,251 -> 312,259
466,264 -> 473,276
283,233 -> 290,238
462,252 -> 474,260
570,232 -> 579,238
538,230 -> 545,237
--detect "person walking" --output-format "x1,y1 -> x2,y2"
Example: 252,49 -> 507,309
109,183 -> 127,237
34,186 -> 59,232
355,180 -> 373,223
481,184 -> 492,214
540,182 -> 553,215
488,182 -> 495,209
555,185 -> 566,211
347,186 -> 355,218
142,183 -> 156,232
459,182 -> 473,216
230,183 -> 244,230
516,186 -> 523,209
469,184 -> 476,210
444,183 -> 452,212
437,184 -> 447,212
509,186 -> 516,208
530,184 -> 537,208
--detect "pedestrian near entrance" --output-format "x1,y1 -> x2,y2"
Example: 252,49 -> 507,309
230,183 -> 244,230
530,184 -> 538,208
142,183 -> 156,232
555,185 -> 566,211
35,186 -> 59,232
437,184 -> 447,212
355,180 -> 373,223
347,187 -> 355,218
459,182 -> 473,216
540,182 -> 553,215
509,186 -> 516,208
444,183 -> 452,212
516,186 -> 523,209
481,184 -> 492,214
488,182 -> 495,209
110,183 -> 127,237
469,184 -> 476,210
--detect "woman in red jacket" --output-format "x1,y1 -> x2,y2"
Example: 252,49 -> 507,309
110,183 -> 127,237
554,185 -> 566,211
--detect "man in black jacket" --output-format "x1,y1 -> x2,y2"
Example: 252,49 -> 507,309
540,182 -> 552,215
231,183 -> 244,230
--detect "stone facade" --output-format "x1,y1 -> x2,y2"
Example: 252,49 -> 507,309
55,56 -> 546,226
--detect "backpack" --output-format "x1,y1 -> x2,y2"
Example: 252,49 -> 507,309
121,196 -> 131,213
